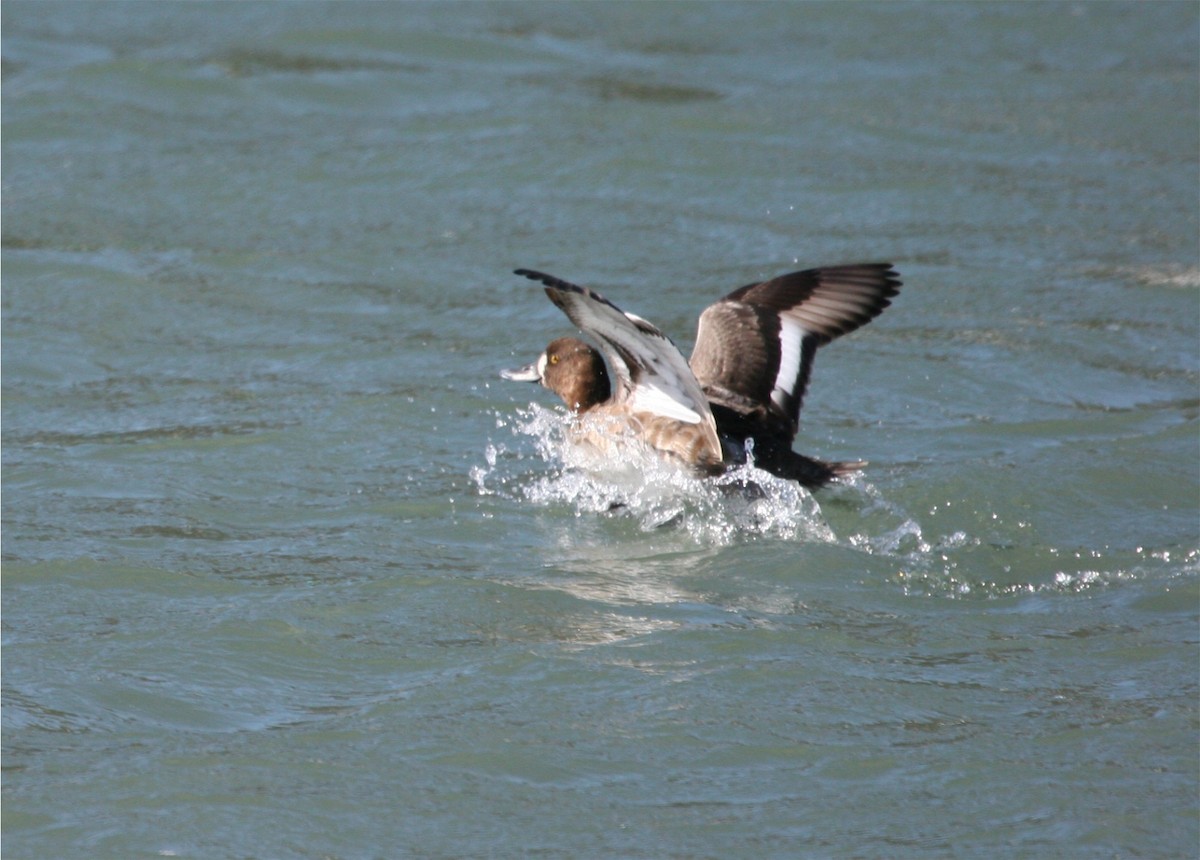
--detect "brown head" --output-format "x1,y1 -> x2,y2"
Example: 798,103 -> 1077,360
500,337 -> 612,413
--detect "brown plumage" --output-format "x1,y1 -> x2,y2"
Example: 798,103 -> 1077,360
501,263 -> 901,489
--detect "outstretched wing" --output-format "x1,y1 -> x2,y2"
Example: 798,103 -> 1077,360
514,269 -> 720,438
690,263 -> 901,437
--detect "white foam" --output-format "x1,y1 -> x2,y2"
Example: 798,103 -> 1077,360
1120,264 -> 1200,289
476,404 -> 836,545
476,407 -> 1195,599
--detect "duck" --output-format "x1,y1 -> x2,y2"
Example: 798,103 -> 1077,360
501,263 -> 901,489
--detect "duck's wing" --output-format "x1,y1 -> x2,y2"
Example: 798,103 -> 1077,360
514,269 -> 719,435
690,263 -> 901,438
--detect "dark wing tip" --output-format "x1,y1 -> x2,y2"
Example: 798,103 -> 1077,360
873,262 -> 903,297
513,268 -> 592,298
794,262 -> 903,343
514,268 -> 584,293
514,268 -> 634,322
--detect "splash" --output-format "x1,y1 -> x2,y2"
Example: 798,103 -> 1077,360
473,406 -> 1198,599
836,478 -> 1199,599
1119,263 -> 1200,289
473,404 -> 836,544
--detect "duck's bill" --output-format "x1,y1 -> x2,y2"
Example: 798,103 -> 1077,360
500,361 -> 540,383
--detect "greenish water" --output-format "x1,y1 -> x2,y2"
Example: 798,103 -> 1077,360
4,2 -> 1198,858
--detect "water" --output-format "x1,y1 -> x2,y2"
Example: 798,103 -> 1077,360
3,2 -> 1197,857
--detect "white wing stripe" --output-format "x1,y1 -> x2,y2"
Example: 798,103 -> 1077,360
772,316 -> 806,407
552,288 -> 716,430
630,383 -> 703,424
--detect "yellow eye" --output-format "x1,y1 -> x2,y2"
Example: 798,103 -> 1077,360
549,355 -> 559,365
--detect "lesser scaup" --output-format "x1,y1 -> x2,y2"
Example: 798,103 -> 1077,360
501,263 -> 901,489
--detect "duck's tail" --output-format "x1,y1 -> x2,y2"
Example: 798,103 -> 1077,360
757,449 -> 865,490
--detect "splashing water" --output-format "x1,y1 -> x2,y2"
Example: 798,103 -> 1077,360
473,404 -> 836,544
474,406 -> 1197,599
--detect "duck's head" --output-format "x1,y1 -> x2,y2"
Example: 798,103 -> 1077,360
501,337 -> 611,413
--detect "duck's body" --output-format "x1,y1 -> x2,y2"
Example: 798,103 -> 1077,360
501,263 -> 901,490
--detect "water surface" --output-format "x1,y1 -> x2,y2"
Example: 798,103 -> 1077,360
3,2 -> 1198,858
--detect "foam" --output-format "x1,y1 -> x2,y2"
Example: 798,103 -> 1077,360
473,405 -> 836,545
